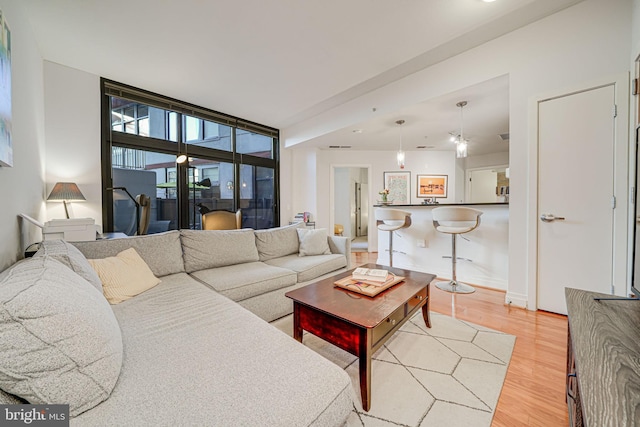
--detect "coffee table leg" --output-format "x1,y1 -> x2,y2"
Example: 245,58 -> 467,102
359,328 -> 372,411
422,284 -> 431,328
293,303 -> 303,342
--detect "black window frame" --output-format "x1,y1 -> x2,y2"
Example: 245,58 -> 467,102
100,78 -> 280,232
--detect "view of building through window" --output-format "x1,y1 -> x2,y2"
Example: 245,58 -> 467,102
104,87 -> 278,234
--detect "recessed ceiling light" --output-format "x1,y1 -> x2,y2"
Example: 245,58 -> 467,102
482,0 -> 497,2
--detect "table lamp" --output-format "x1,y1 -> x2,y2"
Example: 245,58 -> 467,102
47,182 -> 86,219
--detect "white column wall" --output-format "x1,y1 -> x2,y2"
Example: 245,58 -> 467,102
633,0 -> 640,59
0,2 -> 47,271
43,62 -> 102,227
278,139 -> 293,226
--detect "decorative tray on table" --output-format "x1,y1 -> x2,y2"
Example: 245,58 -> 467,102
334,273 -> 405,297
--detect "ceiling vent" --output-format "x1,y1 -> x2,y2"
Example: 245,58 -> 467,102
499,133 -> 510,142
328,145 -> 352,149
416,145 -> 435,149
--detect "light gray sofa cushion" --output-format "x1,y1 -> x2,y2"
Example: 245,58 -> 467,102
34,239 -> 102,292
73,230 -> 184,277
190,261 -> 297,301
181,229 -> 259,272
297,228 -> 331,256
264,253 -> 348,282
0,257 -> 123,417
254,222 -> 302,261
72,273 -> 353,426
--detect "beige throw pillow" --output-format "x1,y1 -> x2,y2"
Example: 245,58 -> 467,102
88,248 -> 161,304
297,228 -> 331,256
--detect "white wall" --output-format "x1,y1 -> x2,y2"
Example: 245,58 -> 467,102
301,149 -> 457,251
0,2 -> 46,271
281,0 -> 633,308
633,0 -> 640,61
9,0 -> 634,310
44,62 -> 102,228
289,146 -> 317,223
466,152 -> 509,170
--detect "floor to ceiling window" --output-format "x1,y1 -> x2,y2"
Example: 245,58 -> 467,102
101,79 -> 279,234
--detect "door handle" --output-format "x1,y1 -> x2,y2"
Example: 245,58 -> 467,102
540,213 -> 565,223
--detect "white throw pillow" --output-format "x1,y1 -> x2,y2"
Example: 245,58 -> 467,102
0,257 -> 123,416
297,228 -> 331,256
88,248 -> 161,304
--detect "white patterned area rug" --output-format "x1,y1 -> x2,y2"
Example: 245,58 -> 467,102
272,311 -> 516,427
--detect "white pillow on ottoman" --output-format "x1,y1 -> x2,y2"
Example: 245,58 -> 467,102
0,256 -> 123,416
297,228 -> 332,256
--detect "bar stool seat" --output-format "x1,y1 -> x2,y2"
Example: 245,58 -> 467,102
376,208 -> 411,267
432,207 -> 483,294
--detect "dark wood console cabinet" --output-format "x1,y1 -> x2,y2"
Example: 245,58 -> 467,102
565,288 -> 640,426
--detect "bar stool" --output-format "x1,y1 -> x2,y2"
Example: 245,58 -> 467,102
376,208 -> 411,267
432,207 -> 483,294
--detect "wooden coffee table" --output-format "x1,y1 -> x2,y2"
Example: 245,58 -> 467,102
285,263 -> 434,411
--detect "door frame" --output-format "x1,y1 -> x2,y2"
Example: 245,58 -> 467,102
527,73 -> 630,311
329,164 -> 373,251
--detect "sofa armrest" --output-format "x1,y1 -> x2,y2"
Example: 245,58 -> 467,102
327,235 -> 351,270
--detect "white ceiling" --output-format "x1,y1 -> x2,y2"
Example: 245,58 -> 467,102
308,74 -> 510,156
21,0 -> 584,154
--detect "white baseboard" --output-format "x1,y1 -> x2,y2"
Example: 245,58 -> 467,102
505,292 -> 528,309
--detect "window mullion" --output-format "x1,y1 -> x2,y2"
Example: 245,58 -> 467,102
102,78 -> 280,232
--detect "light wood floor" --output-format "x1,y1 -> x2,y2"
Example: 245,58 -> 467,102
351,252 -> 569,426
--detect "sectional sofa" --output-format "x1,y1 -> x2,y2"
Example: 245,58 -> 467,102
0,224 -> 354,425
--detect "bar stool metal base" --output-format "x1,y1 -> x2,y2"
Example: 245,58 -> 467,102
435,280 -> 475,294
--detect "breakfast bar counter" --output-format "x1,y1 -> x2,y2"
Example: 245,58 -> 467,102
374,203 -> 508,290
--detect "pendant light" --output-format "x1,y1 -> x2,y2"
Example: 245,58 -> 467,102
396,119 -> 406,169
455,101 -> 468,159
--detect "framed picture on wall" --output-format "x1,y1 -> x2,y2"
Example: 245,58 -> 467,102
383,171 -> 411,204
0,8 -> 12,167
416,174 -> 448,198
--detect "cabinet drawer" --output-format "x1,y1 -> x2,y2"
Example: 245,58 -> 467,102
372,305 -> 406,344
408,287 -> 428,312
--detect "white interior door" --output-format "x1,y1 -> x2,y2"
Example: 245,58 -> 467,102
469,169 -> 498,203
537,84 -> 616,314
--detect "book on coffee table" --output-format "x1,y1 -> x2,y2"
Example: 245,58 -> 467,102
334,274 -> 405,297
351,267 -> 389,283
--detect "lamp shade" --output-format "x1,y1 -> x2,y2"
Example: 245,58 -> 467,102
47,182 -> 86,201
197,178 -> 212,187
